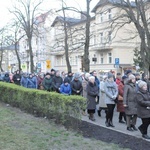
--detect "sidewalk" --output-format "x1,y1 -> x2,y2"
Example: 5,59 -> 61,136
82,108 -> 150,141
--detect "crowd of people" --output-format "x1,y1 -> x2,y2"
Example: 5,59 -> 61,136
0,68 -> 150,139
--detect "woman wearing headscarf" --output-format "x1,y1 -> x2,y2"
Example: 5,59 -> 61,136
123,74 -> 137,131
136,81 -> 150,139
104,72 -> 118,127
87,76 -> 99,121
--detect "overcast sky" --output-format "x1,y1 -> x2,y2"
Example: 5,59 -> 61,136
0,0 -> 99,28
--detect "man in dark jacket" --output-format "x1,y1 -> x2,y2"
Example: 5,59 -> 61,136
3,73 -> 10,83
12,70 -> 21,85
64,72 -> 73,84
52,70 -> 63,93
70,73 -> 83,95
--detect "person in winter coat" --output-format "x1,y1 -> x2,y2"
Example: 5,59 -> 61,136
136,81 -> 150,139
116,73 -> 126,123
12,70 -> 21,85
3,73 -> 10,83
97,75 -> 108,117
52,70 -> 63,93
71,73 -> 83,95
87,76 -> 99,121
142,73 -> 150,92
20,73 -> 28,88
27,74 -> 37,89
104,73 -> 118,127
37,73 -> 44,90
82,73 -> 91,115
64,72 -> 73,83
92,71 -> 100,104
123,74 -> 137,131
42,73 -> 53,91
60,78 -> 71,95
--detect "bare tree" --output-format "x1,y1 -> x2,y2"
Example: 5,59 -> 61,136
5,21 -> 26,72
111,0 -> 150,74
83,0 -> 91,72
53,0 -> 93,72
10,0 -> 45,72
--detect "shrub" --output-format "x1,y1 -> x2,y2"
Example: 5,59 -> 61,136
0,82 -> 86,126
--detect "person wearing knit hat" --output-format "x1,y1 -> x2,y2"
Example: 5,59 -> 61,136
60,77 -> 71,95
136,80 -> 150,139
138,81 -> 147,89
125,70 -> 132,76
123,73 -> 137,131
70,73 -> 83,95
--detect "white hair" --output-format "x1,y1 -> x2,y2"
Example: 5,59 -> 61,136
85,73 -> 90,79
89,76 -> 95,81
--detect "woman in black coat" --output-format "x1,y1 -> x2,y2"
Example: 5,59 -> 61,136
87,76 -> 99,121
137,81 -> 150,139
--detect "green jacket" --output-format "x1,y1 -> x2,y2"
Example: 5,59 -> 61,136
42,77 -> 53,91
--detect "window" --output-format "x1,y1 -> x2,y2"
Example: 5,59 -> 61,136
100,13 -> 103,23
75,56 -> 78,65
108,9 -> 112,20
91,35 -> 96,45
108,52 -> 112,63
100,33 -> 103,44
100,53 -> 104,64
108,31 -> 112,42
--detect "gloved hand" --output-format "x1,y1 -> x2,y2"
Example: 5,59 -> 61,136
112,95 -> 116,100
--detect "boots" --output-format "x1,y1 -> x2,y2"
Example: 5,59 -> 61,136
89,113 -> 95,121
105,121 -> 110,127
97,109 -> 101,117
131,125 -> 138,131
109,120 -> 115,127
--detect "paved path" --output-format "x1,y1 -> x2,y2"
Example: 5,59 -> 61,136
82,107 -> 150,141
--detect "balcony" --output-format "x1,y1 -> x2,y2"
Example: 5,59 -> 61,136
90,43 -> 113,51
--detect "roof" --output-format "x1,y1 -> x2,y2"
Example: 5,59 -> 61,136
0,44 -> 19,51
51,16 -> 82,27
51,16 -> 95,27
34,11 -> 50,25
91,0 -> 136,13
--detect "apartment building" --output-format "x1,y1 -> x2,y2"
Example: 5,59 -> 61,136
50,0 -> 140,74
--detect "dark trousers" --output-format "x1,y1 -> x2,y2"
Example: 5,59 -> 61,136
106,104 -> 115,122
119,112 -> 126,121
139,118 -> 150,135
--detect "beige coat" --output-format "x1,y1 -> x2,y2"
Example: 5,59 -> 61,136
99,81 -> 107,108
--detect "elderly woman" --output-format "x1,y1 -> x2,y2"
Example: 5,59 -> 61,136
123,74 -> 137,131
87,76 -> 99,121
104,72 -> 118,127
137,81 -> 150,139
82,73 -> 91,115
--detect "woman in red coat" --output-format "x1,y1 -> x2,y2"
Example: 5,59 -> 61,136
116,73 -> 126,123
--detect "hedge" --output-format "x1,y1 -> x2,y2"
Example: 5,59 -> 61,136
0,82 -> 86,126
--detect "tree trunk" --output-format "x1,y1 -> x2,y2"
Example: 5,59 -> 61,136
62,2 -> 72,73
15,42 -> 21,72
28,38 -> 34,73
83,0 -> 91,72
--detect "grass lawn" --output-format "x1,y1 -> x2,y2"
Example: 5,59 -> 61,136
0,102 -> 130,150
